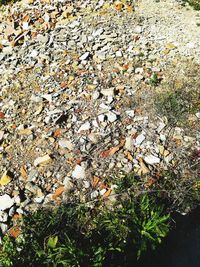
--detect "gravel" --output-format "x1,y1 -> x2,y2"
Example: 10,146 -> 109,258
0,0 -> 199,231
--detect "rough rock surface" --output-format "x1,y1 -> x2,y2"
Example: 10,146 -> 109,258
0,0 -> 199,232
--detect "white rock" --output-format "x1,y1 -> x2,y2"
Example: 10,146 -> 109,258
99,103 -> 111,110
134,26 -> 143,33
107,96 -> 113,104
186,42 -> 195,49
125,136 -> 133,151
72,165 -> 86,179
83,181 -> 90,189
106,111 -> 117,122
34,154 -> 51,166
160,134 -> 166,141
97,64 -> 102,71
16,208 -> 24,214
156,122 -> 166,133
144,155 -> 160,165
34,196 -> 44,203
116,50 -> 122,57
101,88 -> 115,96
58,139 -> 74,150
0,211 -> 8,222
0,130 -> 4,142
92,119 -> 99,128
164,153 -> 174,164
196,112 -> 200,119
91,190 -> 99,199
92,91 -> 100,100
135,67 -> 144,74
0,223 -> 8,234
100,189 -> 107,196
98,114 -> 105,122
79,52 -> 90,61
0,194 -> 14,211
30,50 -> 38,58
63,177 -> 73,191
22,22 -> 29,30
42,94 -> 52,102
92,28 -> 104,37
14,196 -> 21,205
68,20 -> 80,28
135,134 -> 145,145
78,121 -> 90,132
126,110 -> 135,118
95,51 -> 106,60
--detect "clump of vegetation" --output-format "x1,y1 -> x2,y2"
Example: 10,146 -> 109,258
0,192 -> 170,267
0,0 -> 18,6
149,73 -> 161,86
155,88 -> 199,126
183,0 -> 200,10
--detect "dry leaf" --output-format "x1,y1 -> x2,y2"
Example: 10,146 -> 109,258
22,15 -> 30,23
145,177 -> 156,188
9,226 -> 21,238
92,176 -> 100,187
20,165 -> 28,179
13,214 -> 22,221
53,128 -> 62,138
52,186 -> 65,200
138,158 -> 149,175
126,5 -> 134,12
0,112 -> 5,119
115,2 -> 124,11
99,139 -> 125,158
103,188 -> 112,199
99,182 -> 108,190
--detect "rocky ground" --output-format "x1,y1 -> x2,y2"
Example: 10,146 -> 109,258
0,0 -> 199,237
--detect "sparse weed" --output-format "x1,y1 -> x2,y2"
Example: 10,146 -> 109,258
155,89 -> 200,126
149,73 -> 161,86
183,0 -> 200,10
0,192 -> 170,267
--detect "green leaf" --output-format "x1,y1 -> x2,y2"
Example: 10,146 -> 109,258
47,236 -> 58,249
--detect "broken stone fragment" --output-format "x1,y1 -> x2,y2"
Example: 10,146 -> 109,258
0,171 -> 12,186
79,52 -> 90,61
0,223 -> 8,234
125,136 -> 133,151
0,194 -> 14,211
58,139 -> 74,150
125,110 -> 135,118
101,88 -> 115,96
78,121 -> 90,133
0,130 -> 4,142
63,177 -> 73,192
34,154 -> 52,167
135,134 -> 145,145
18,128 -> 32,135
156,122 -> 166,133
106,111 -> 117,122
72,165 -> 86,179
144,155 -> 160,165
0,211 -> 8,222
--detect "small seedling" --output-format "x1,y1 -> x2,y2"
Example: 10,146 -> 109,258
149,73 -> 160,86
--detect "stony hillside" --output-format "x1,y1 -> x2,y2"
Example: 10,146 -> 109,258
0,0 -> 199,236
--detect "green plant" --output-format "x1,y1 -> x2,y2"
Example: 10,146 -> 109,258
156,88 -> 200,126
134,195 -> 170,258
149,73 -> 160,86
0,0 -> 17,6
183,0 -> 200,10
0,192 -> 171,267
